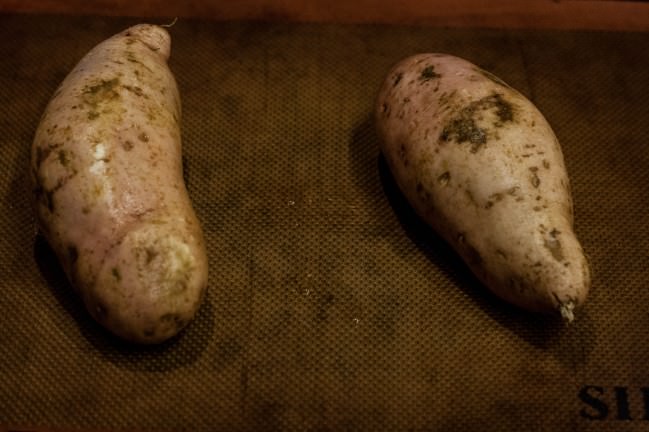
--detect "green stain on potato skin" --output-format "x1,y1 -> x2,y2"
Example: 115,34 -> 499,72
420,65 -> 440,81
439,93 -> 515,152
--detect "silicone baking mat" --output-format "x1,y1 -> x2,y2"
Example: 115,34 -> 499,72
1,14 -> 648,431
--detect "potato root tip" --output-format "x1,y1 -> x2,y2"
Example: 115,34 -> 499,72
559,301 -> 575,323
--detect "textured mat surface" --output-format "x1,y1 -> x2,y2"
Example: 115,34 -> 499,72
1,14 -> 648,432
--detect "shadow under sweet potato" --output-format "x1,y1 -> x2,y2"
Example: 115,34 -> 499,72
350,114 -> 596,368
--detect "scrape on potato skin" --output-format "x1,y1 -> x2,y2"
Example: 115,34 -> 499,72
375,53 -> 590,320
31,24 -> 208,343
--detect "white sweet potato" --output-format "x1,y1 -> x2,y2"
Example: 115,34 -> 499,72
375,54 -> 590,320
31,24 -> 208,343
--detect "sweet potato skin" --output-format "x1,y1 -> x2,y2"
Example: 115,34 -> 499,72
31,24 -> 208,343
375,54 -> 590,319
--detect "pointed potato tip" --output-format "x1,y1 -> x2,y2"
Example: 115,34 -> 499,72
559,301 -> 575,323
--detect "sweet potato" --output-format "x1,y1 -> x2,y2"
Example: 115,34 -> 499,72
375,54 -> 590,321
31,24 -> 208,343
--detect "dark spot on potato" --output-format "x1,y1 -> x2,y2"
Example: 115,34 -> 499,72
82,78 -> 120,101
439,93 -> 514,153
398,143 -> 409,166
35,142 -> 63,167
123,140 -> 134,151
543,159 -> 550,169
138,132 -> 149,142
437,171 -> 450,185
437,90 -> 457,108
496,249 -> 507,260
440,117 -> 487,152
393,72 -> 403,87
508,277 -> 528,294
145,247 -> 158,264
58,150 -> 69,167
529,167 -> 541,188
160,313 -> 186,332
545,229 -> 564,262
420,65 -> 440,81
381,103 -> 390,117
416,181 -> 431,201
38,170 -> 79,213
111,267 -> 121,281
87,111 -> 100,120
122,84 -> 145,97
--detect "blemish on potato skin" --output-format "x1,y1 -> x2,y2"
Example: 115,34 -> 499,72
393,72 -> 403,87
57,150 -> 70,166
160,313 -> 186,332
439,93 -> 514,152
398,143 -> 409,166
416,181 -> 432,202
544,228 -> 565,262
381,103 -> 390,118
138,132 -> 149,142
145,247 -> 158,264
437,171 -> 450,185
35,142 -> 63,167
82,77 -> 120,102
122,84 -> 145,97
111,267 -> 121,281
420,65 -> 440,82
38,171 -> 79,213
529,167 -> 541,188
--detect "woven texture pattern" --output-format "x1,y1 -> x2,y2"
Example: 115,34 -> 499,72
1,14 -> 648,431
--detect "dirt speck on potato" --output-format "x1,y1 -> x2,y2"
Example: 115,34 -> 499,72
420,65 -> 440,82
393,72 -> 403,87
160,313 -> 186,332
111,267 -> 121,281
529,167 -> 541,188
544,228 -> 564,262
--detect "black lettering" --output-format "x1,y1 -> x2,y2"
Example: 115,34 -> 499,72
615,387 -> 632,420
579,385 -> 608,420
